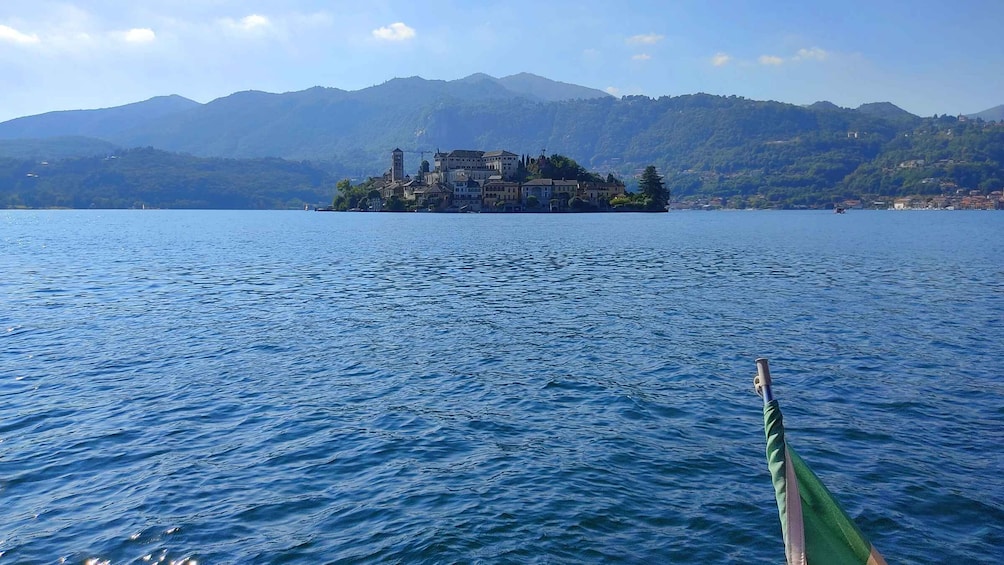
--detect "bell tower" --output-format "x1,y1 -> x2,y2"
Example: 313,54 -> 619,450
391,148 -> 404,181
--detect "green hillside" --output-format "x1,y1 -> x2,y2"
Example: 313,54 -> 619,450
1,148 -> 336,209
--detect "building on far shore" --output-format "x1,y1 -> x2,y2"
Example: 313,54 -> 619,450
372,148 -> 625,211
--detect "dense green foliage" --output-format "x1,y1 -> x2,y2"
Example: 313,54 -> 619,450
329,178 -> 380,211
639,166 -> 669,210
0,148 -> 336,209
527,153 -> 603,182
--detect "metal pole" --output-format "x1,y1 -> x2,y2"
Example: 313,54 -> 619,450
755,358 -> 774,401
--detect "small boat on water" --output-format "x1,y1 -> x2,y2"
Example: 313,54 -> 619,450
834,207 -> 846,214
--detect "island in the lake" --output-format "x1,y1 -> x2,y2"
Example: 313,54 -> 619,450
322,148 -> 670,213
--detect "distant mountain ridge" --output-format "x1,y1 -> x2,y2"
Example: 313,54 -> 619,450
967,104 -> 1004,122
854,102 -> 918,122
0,73 -> 615,164
0,73 -> 929,169
0,73 -> 1001,211
0,73 -> 609,142
465,72 -> 613,102
0,95 -> 200,140
807,101 -> 843,111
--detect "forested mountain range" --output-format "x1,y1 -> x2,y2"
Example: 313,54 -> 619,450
1,73 -> 1002,209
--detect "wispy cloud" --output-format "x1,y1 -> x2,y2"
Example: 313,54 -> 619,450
632,53 -> 652,61
757,47 -> 829,66
711,52 -> 732,67
119,28 -> 156,43
627,33 -> 664,45
372,22 -> 415,41
605,86 -> 620,96
214,12 -> 331,42
0,24 -> 40,45
221,14 -> 272,32
793,47 -> 828,61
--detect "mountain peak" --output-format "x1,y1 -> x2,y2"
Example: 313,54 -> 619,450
808,100 -> 842,111
966,104 -> 1004,121
855,101 -> 917,120
459,73 -> 497,82
502,72 -> 544,80
0,94 -> 201,140
495,73 -> 612,102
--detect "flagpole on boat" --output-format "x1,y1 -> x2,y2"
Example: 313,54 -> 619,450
754,357 -> 773,401
754,357 -> 888,565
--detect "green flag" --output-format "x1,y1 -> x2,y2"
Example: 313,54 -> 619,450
764,398 -> 887,565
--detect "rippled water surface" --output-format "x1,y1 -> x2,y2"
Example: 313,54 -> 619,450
2,210 -> 1003,563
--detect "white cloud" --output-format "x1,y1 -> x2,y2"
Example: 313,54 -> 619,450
632,53 -> 652,61
0,24 -> 40,45
753,47 -> 829,66
605,86 -> 620,96
794,47 -> 828,61
220,14 -> 272,33
212,11 -> 331,42
627,33 -> 664,45
119,28 -> 156,43
241,14 -> 270,30
711,52 -> 731,67
372,22 -> 415,42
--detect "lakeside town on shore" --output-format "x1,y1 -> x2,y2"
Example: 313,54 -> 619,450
671,191 -> 1004,211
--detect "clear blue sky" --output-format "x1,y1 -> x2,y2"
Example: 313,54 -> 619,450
1,0 -> 1002,122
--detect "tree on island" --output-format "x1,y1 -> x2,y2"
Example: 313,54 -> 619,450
527,153 -> 603,182
332,178 -> 352,207
639,165 -> 669,211
385,195 -> 407,212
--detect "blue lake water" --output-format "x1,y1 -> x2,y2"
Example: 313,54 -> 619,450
1,209 -> 1002,563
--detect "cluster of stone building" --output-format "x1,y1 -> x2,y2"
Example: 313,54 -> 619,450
370,148 -> 625,212
889,191 -> 1004,210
